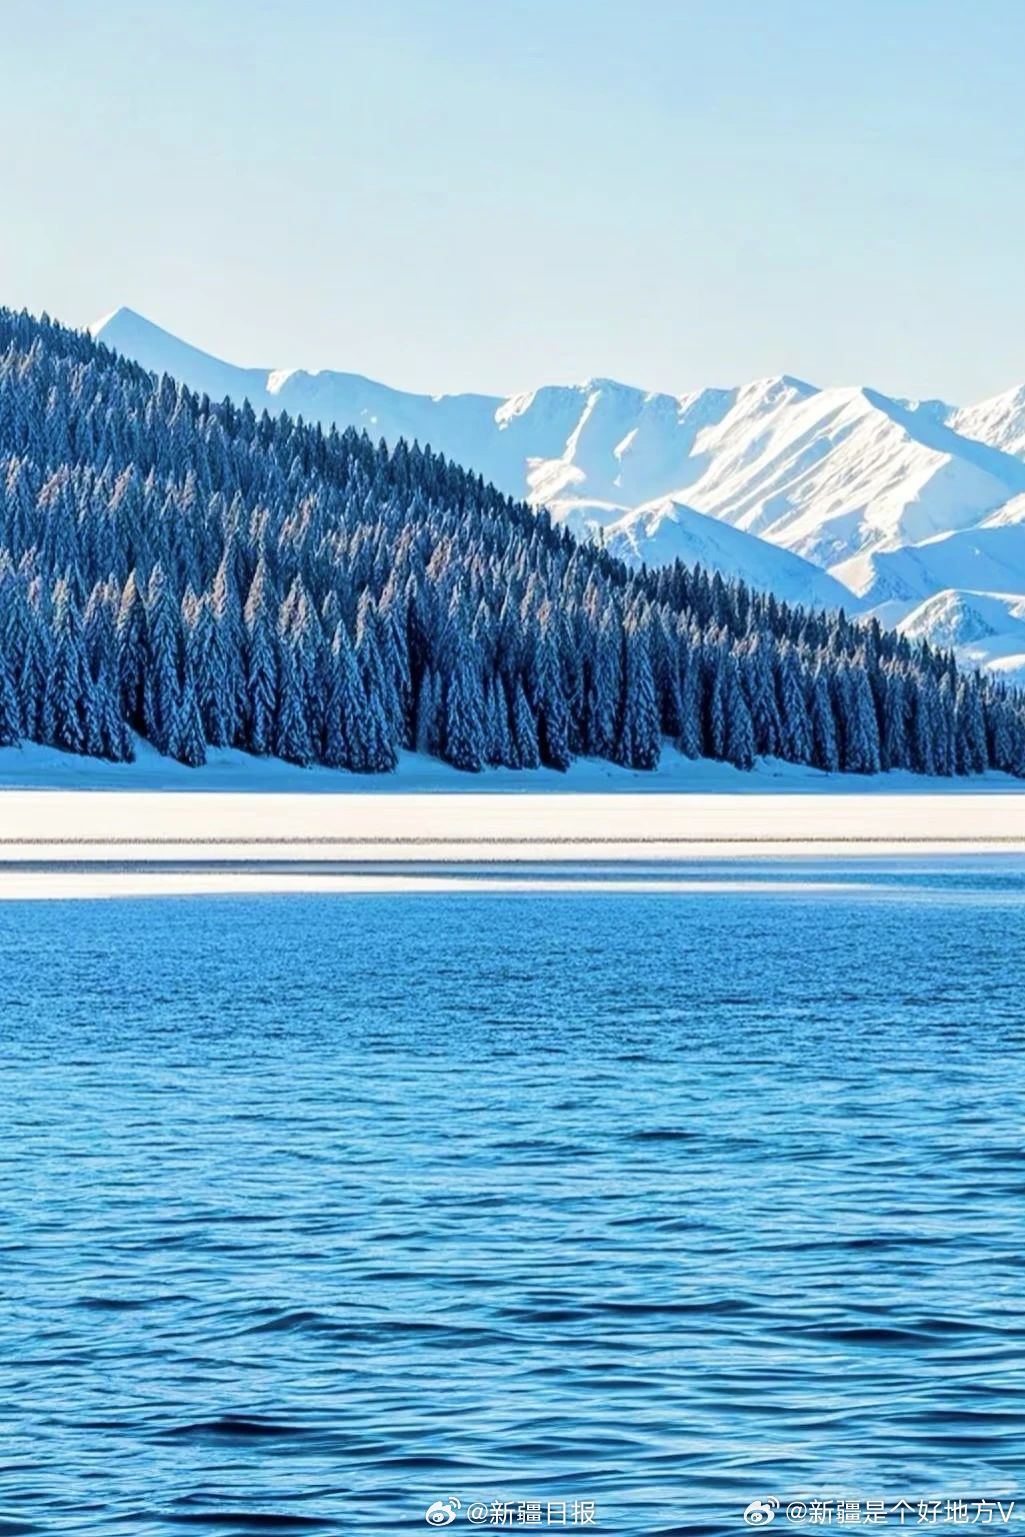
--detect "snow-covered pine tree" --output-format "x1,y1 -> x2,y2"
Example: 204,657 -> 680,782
619,614 -> 660,769
46,577 -> 90,754
742,631 -> 782,757
724,651 -> 756,770
704,640 -> 728,762
170,658 -> 207,767
0,650 -> 20,747
142,562 -> 182,755
243,557 -> 278,756
775,641 -> 812,763
533,607 -> 571,771
0,302 -> 1018,783
442,627 -> 485,773
115,570 -> 147,730
881,667 -> 909,772
512,678 -> 541,769
676,622 -> 703,759
809,661 -> 840,774
323,620 -> 374,771
414,665 -> 442,759
587,606 -> 621,759
355,593 -> 399,772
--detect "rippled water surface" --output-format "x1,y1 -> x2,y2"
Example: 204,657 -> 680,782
3,870 -> 1025,1534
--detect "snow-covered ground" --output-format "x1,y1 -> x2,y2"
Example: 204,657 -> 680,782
1,741 -> 1024,899
1,737 -> 1024,795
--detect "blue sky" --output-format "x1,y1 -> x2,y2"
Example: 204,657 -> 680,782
3,0 -> 1024,401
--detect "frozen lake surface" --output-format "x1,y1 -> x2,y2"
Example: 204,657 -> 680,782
3,876 -> 1024,1534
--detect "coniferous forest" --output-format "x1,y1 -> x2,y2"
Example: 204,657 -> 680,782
0,305 -> 1022,779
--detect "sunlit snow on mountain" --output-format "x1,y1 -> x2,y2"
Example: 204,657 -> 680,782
92,306 -> 1025,678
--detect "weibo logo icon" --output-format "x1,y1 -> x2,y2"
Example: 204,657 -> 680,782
425,1498 -> 461,1526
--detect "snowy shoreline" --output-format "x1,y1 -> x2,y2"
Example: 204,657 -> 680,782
1,765 -> 1025,901
2,742 -> 1025,898
2,738 -> 1025,796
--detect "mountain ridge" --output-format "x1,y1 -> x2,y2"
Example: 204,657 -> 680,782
9,301 -> 1013,784
91,307 -> 1025,678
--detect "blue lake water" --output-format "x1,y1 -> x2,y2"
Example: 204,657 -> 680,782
2,870 -> 1025,1535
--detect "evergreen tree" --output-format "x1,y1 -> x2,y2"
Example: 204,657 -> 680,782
534,613 -> 571,770
512,679 -> 541,769
414,666 -> 442,758
0,650 -> 20,747
955,675 -> 988,775
910,677 -> 937,777
676,635 -> 703,760
443,630 -> 485,772
355,593 -> 399,772
587,608 -> 621,758
704,643 -> 728,761
115,570 -> 146,728
46,578 -> 90,754
0,301 -> 1013,783
142,562 -> 181,754
775,642 -> 812,763
323,620 -> 373,771
724,653 -> 756,769
810,662 -> 839,773
619,619 -> 660,769
243,558 -> 278,756
742,631 -> 782,757
484,675 -> 512,767
881,669 -> 909,771
170,660 -> 207,767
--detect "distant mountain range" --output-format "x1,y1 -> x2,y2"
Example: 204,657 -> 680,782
92,307 -> 1025,679
16,302 -> 1010,786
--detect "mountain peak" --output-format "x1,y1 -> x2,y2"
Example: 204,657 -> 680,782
77,307 -> 1025,683
89,305 -> 131,336
90,304 -> 154,335
90,306 -> 186,347
740,372 -> 817,399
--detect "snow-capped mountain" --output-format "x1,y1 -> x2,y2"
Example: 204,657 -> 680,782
948,386 -> 1025,463
598,498 -> 855,611
91,306 -> 1025,677
91,309 -> 847,608
898,590 -> 1025,680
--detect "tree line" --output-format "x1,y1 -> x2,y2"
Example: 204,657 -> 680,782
0,304 -> 1020,779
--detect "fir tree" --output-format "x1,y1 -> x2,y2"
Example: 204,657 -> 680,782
0,301 -> 1013,783
676,636 -> 703,760
512,679 -> 541,769
619,619 -> 660,769
724,652 -> 756,770
0,649 -> 20,747
243,558 -> 278,756
810,662 -> 839,773
46,578 -> 89,754
443,630 -> 485,772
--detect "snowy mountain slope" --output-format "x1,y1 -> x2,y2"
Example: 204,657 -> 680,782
835,520 -> 1025,607
91,307 -> 506,467
91,312 -> 788,524
676,383 -> 1025,569
897,590 -> 1025,681
92,309 -> 1025,574
90,307 -> 1025,675
947,385 -> 1025,463
598,498 -> 856,609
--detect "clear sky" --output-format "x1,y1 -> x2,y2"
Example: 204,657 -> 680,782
3,0 -> 1024,402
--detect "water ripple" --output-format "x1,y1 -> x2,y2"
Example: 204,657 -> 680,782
2,878 -> 1025,1532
